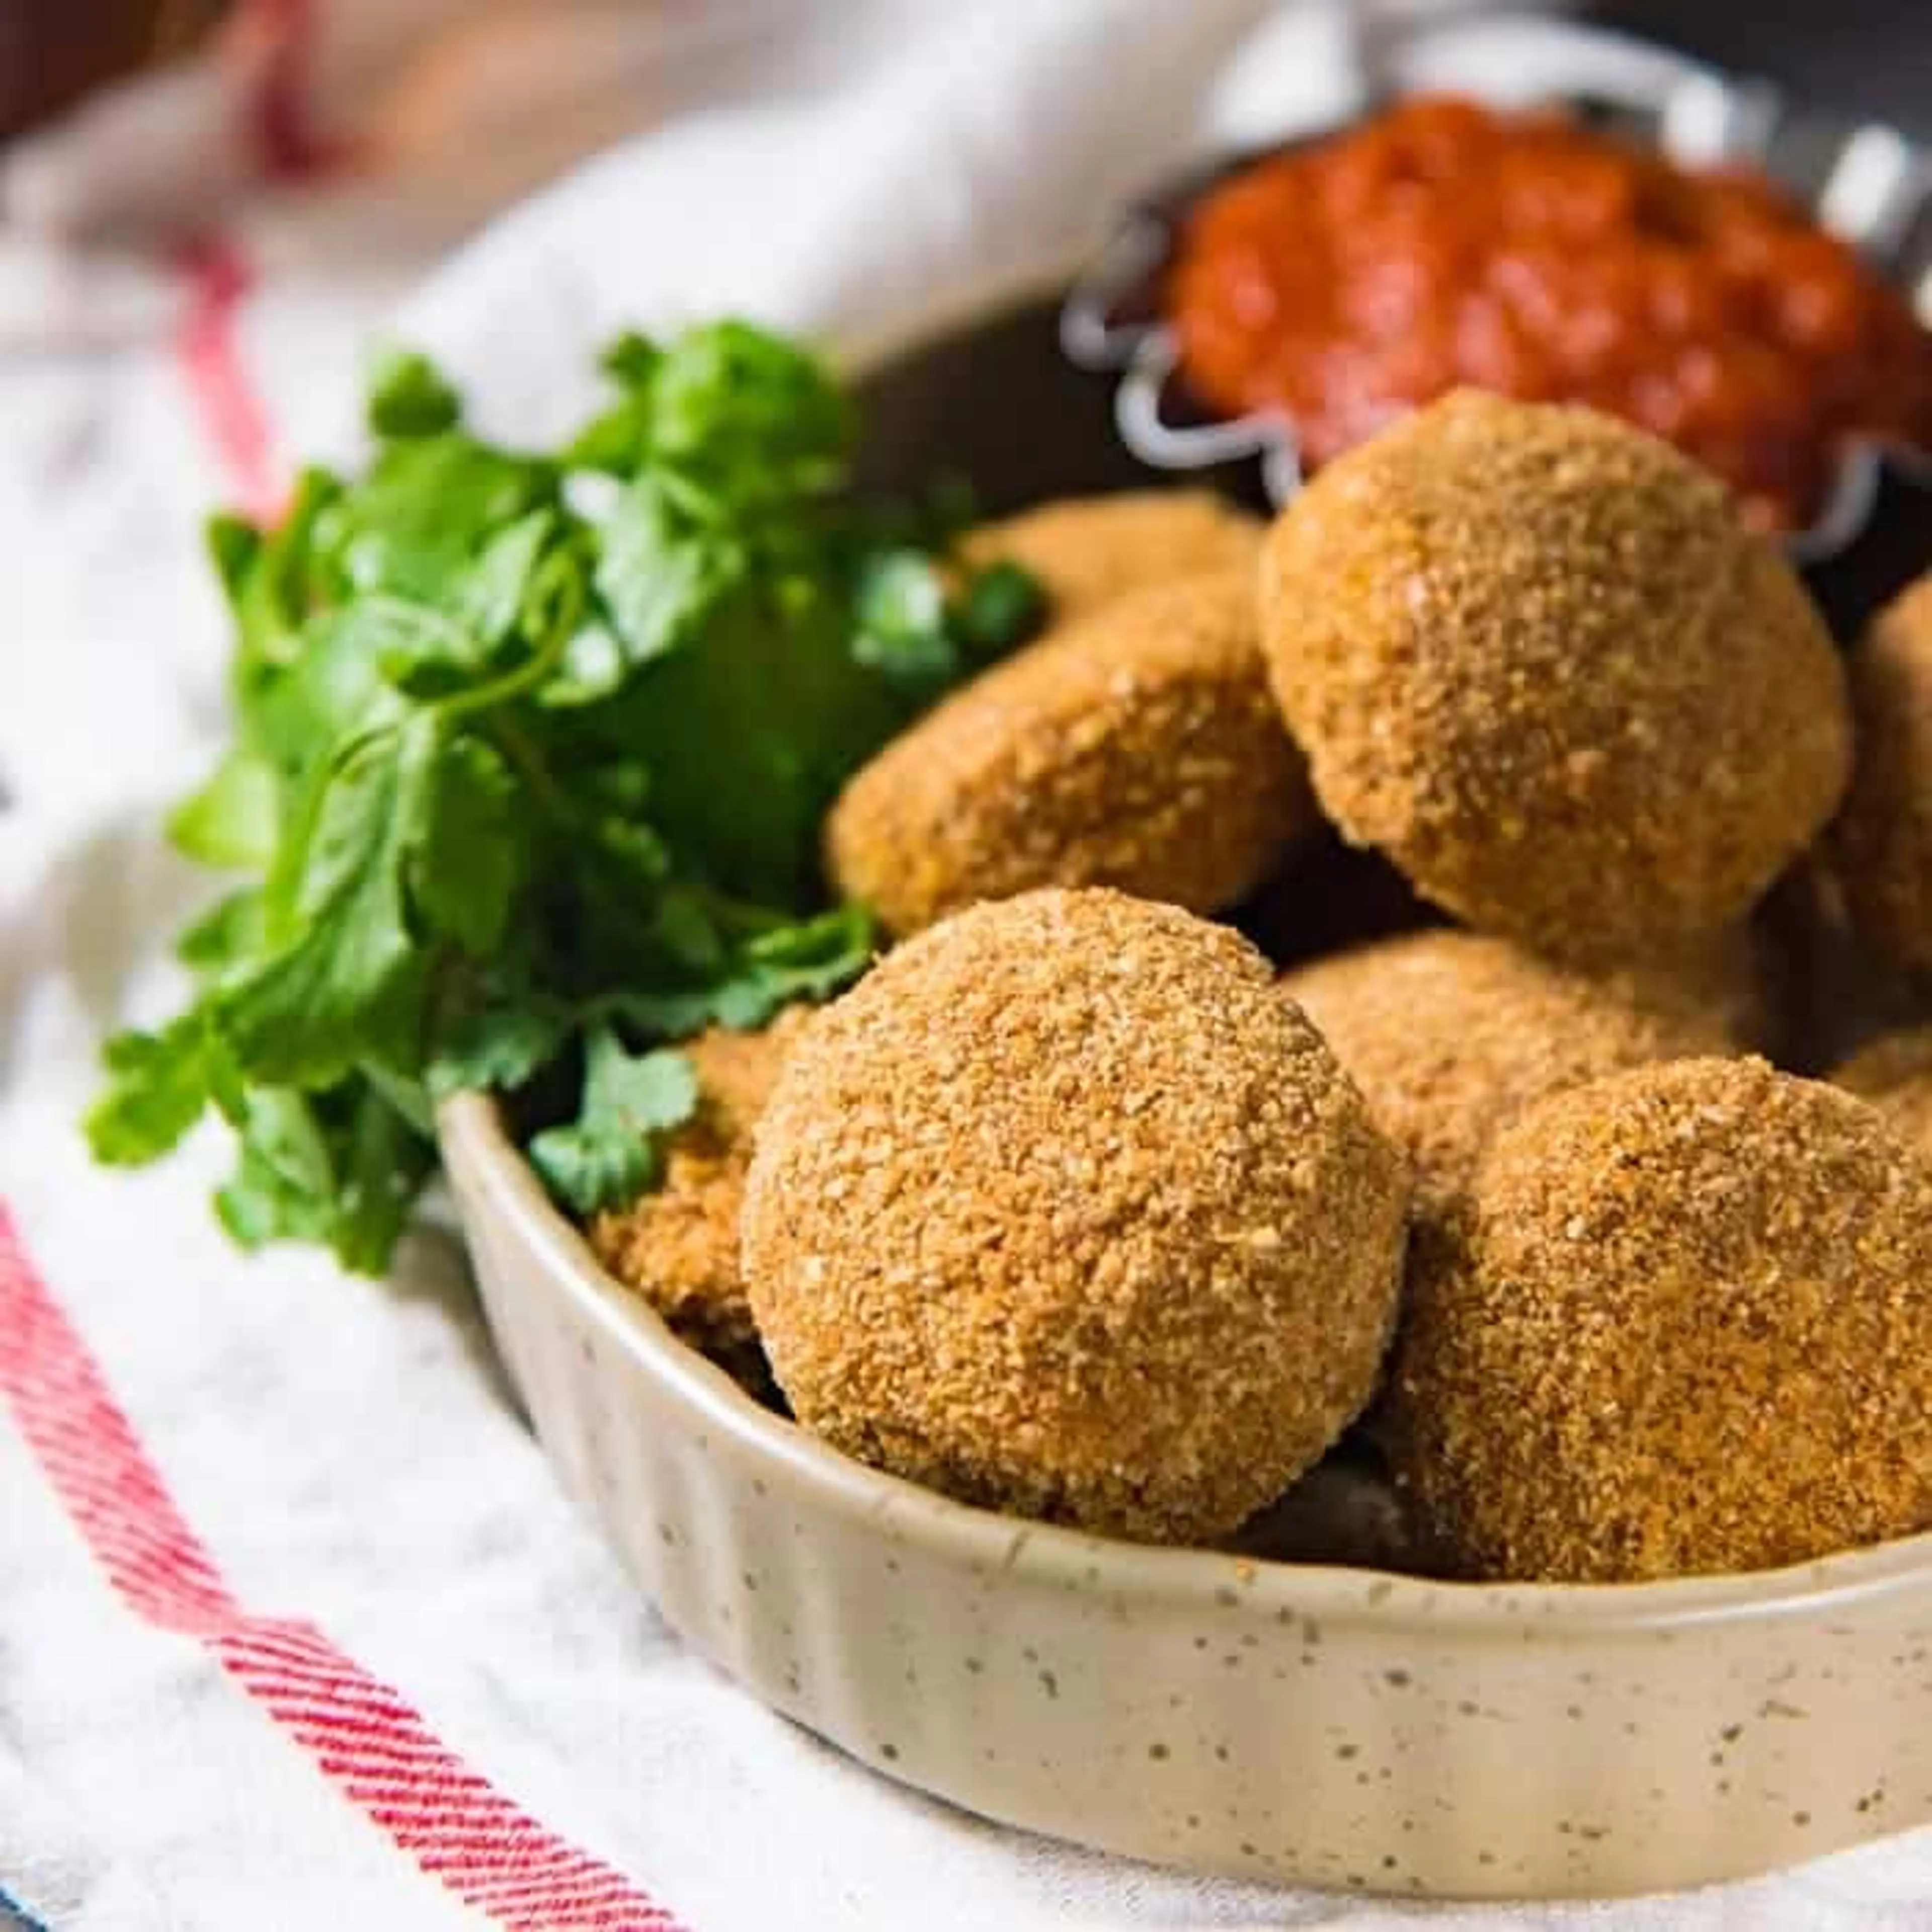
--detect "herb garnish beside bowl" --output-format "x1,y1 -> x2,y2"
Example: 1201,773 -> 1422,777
85,321 -> 1043,1269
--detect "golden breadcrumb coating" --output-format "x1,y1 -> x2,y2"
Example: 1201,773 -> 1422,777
742,889 -> 1408,1545
588,1007 -> 815,1375
825,573 -> 1313,937
1831,573 -> 1932,977
958,490 -> 1264,624
1281,930 -> 1745,1208
1261,390 -> 1850,964
1385,1057 -> 1932,1582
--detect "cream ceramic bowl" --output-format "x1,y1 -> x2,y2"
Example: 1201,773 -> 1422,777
442,1090 -> 1932,1901
437,253 -> 1932,1900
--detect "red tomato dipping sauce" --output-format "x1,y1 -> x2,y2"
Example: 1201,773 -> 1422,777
1168,95 -> 1932,530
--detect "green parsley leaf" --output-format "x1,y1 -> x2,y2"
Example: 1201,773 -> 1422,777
426,992 -> 574,1100
219,467 -> 341,677
527,1028 -> 699,1215
168,747 -> 281,870
854,550 -> 960,693
563,399 -> 650,478
214,1081 -> 436,1269
600,330 -> 664,389
242,601 -> 409,793
367,348 -> 464,440
353,597 -> 490,701
206,512 -> 263,606
542,619 -> 627,707
602,902 -> 875,1036
321,434 -> 555,602
86,1008 -> 235,1164
457,509 -> 559,653
565,337 -> 658,474
410,734 -> 522,956
953,558 -> 1048,659
177,887 -> 269,976
218,717 -> 441,1085
332,1084 -> 438,1269
88,317 -> 1022,1271
216,1088 -> 344,1251
594,474 -> 747,669
605,592 -> 901,904
650,320 -> 851,500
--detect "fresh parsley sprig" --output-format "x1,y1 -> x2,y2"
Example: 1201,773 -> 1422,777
87,322 -> 1042,1271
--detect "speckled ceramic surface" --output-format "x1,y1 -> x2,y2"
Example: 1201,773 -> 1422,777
437,238 -> 1932,1897
441,1091 -> 1932,1900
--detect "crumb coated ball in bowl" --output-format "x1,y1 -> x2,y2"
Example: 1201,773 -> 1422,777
825,574 -> 1313,938
588,1007 -> 814,1382
1386,1057 -> 1932,1583
957,490 -> 1264,625
1831,574 -> 1932,979
741,888 -> 1409,1545
1280,930 -> 1742,1209
1834,1026 -> 1932,1155
1260,391 -> 1852,964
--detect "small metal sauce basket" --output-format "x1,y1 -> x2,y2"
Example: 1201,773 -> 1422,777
1061,16 -> 1932,628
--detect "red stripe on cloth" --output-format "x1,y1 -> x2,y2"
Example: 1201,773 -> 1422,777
243,0 -> 358,182
173,237 -> 287,525
0,1210 -> 690,1932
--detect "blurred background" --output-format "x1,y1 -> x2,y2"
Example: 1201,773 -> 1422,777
1600,3 -> 1925,133
0,1 -> 226,146
5,2 -> 1927,150
3,3 -> 1926,280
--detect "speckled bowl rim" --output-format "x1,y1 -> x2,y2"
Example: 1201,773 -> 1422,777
442,1091 -> 1932,1635
441,239 -> 1932,1642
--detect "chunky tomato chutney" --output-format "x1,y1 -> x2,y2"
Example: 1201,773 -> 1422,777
1168,95 -> 1932,529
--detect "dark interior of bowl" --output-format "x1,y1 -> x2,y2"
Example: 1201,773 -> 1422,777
854,292 -> 1932,642
851,295 -> 1271,520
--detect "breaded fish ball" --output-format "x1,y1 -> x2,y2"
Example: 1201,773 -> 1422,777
1830,574 -> 1932,977
1385,1058 -> 1932,1582
1833,1026 -> 1932,1155
1281,930 -> 1744,1208
826,574 -> 1313,937
959,490 -> 1264,623
1261,391 -> 1851,964
741,889 -> 1408,1545
589,1007 -> 813,1380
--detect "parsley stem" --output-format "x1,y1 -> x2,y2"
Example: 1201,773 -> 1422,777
434,612 -> 574,725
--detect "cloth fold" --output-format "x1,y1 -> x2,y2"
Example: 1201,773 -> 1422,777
3,3 -> 1928,1925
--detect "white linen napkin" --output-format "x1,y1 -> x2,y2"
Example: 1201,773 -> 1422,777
3,4 -> 1929,1926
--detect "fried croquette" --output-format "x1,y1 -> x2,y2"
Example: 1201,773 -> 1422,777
1260,390 -> 1851,964
1834,1026 -> 1932,1156
589,1007 -> 815,1377
1385,1057 -> 1932,1582
958,490 -> 1265,624
1280,930 -> 1745,1209
825,574 -> 1313,938
740,889 -> 1409,1545
1831,574 -> 1932,978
